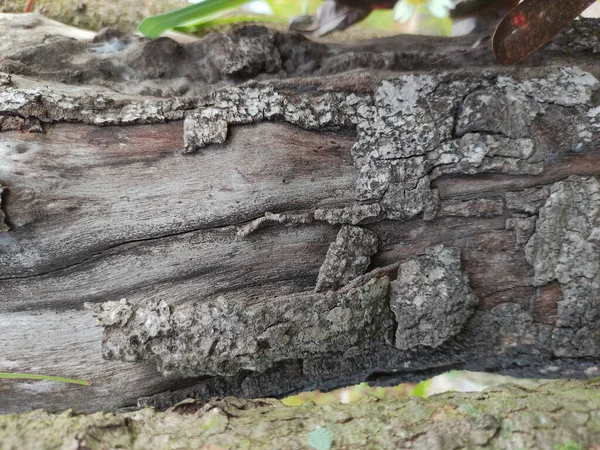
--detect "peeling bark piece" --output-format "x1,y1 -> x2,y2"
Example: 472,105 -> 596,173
497,66 -> 598,107
235,205 -> 381,237
381,176 -> 440,220
390,245 -> 478,350
0,115 -> 27,131
353,75 -> 444,205
314,203 -> 380,225
0,186 -> 8,232
183,86 -> 285,153
506,216 -> 537,245
506,186 -> 550,214
237,211 -> 314,237
526,176 -> 600,286
87,298 -> 133,327
315,225 -> 378,292
183,110 -> 228,154
97,277 -> 392,377
525,176 -> 600,357
439,197 -> 504,217
0,83 -> 194,126
0,72 -> 10,86
431,134 -> 541,178
456,88 -> 539,138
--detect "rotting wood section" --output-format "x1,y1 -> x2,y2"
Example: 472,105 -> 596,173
0,14 -> 599,413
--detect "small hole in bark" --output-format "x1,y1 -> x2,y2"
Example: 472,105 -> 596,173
14,144 -> 28,154
257,340 -> 270,350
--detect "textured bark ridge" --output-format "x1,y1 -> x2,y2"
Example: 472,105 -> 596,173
390,245 -> 478,350
0,14 -> 600,413
89,275 -> 392,378
315,225 -> 378,292
525,176 -> 600,357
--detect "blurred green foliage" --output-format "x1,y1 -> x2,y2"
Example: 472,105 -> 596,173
281,370 -> 547,406
138,0 -> 430,38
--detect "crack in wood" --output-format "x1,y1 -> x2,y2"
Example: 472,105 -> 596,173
0,185 -> 9,232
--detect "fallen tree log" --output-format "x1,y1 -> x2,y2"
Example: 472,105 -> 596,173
0,13 -> 599,414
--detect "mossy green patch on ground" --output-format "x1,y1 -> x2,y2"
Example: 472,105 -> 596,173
1,381 -> 600,449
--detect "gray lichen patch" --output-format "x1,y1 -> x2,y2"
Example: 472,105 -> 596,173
0,80 -> 197,126
181,67 -> 597,224
93,276 -> 393,377
496,66 -> 598,107
525,176 -> 600,357
315,225 -> 378,292
549,18 -> 600,54
455,87 -> 539,138
430,134 -> 542,178
390,245 -> 478,350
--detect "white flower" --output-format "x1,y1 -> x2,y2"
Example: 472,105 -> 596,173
427,0 -> 454,18
393,0 -> 455,23
393,0 -> 416,23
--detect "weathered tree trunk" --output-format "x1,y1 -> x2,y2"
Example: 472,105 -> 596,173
0,13 -> 599,417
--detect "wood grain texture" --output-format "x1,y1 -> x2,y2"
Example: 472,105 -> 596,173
0,121 -> 356,412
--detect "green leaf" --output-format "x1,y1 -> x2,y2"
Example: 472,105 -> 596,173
266,0 -> 321,17
308,427 -> 333,450
138,0 -> 251,39
173,14 -> 287,34
555,441 -> 584,450
0,372 -> 90,386
411,378 -> 432,398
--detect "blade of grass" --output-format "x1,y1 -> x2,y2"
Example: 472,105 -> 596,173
173,14 -> 287,33
138,0 -> 251,38
0,372 -> 90,386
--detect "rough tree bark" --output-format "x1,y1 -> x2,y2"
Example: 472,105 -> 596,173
0,11 -> 599,431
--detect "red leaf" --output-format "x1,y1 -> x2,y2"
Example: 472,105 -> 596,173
492,0 -> 597,64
